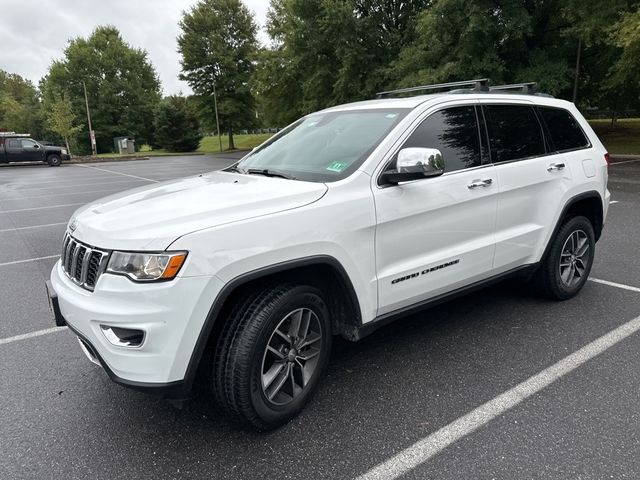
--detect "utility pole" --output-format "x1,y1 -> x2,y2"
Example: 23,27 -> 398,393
572,38 -> 582,104
213,82 -> 222,153
83,81 -> 97,156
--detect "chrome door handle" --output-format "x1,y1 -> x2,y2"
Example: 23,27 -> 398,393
547,162 -> 565,171
467,178 -> 493,189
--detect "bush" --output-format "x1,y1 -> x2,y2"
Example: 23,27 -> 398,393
153,96 -> 202,152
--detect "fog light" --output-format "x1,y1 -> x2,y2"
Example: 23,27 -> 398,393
100,325 -> 145,348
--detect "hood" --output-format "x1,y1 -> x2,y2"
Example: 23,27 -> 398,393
70,171 -> 328,250
44,145 -> 65,152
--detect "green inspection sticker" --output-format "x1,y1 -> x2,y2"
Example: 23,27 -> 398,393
326,161 -> 348,173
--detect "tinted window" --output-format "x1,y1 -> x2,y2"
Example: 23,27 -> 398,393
21,139 -> 37,148
7,139 -> 19,148
484,105 -> 545,162
402,106 -> 481,172
539,107 -> 589,152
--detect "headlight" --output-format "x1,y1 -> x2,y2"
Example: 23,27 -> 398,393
106,251 -> 187,281
61,149 -> 68,155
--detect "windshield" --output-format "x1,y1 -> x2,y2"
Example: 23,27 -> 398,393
232,109 -> 409,182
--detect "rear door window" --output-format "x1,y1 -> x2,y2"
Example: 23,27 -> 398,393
483,105 -> 545,163
538,107 -> 590,152
401,106 -> 481,173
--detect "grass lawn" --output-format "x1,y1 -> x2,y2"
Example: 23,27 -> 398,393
197,133 -> 273,153
588,118 -> 640,155
91,123 -> 640,159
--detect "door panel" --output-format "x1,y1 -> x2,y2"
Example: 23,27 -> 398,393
20,139 -> 43,161
373,104 -> 497,316
374,167 -> 498,315
493,157 -> 572,270
483,103 -> 574,271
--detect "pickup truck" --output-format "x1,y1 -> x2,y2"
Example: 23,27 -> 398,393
0,134 -> 70,166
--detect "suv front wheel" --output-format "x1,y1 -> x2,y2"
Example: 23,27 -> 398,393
211,284 -> 332,430
535,215 -> 595,300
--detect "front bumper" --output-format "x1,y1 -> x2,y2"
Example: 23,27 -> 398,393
49,260 -> 224,395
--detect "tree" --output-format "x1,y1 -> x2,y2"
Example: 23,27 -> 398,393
40,26 -> 161,154
605,6 -> 640,114
178,0 -> 258,149
256,0 -> 429,122
45,93 -> 82,154
153,96 -> 202,152
0,70 -> 42,136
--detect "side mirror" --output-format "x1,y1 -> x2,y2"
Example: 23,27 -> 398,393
381,147 -> 445,185
33,144 -> 41,149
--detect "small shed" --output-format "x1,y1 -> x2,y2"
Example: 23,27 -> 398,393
113,136 -> 136,154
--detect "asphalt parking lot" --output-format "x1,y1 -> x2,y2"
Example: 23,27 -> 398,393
1,155 -> 639,479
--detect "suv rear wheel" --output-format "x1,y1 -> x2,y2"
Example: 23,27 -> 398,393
211,284 -> 332,430
535,215 -> 595,300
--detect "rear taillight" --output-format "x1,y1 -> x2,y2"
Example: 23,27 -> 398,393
604,152 -> 610,165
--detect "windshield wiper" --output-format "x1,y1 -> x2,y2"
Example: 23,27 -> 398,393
226,165 -> 245,174
245,168 -> 297,180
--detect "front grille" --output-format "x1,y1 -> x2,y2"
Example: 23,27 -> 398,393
61,233 -> 109,291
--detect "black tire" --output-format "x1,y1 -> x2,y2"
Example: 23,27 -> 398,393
534,215 -> 595,300
211,284 -> 332,430
47,154 -> 62,167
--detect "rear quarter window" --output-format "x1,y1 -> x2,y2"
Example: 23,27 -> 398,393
538,107 -> 590,152
483,105 -> 546,163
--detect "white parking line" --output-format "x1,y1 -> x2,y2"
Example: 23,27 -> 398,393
1,203 -> 84,213
0,255 -> 59,267
355,311 -> 640,480
0,327 -> 66,346
610,158 -> 640,165
589,277 -> 640,293
8,178 -> 147,191
75,164 -> 159,183
0,187 -> 128,201
0,222 -> 66,233
610,200 -> 619,205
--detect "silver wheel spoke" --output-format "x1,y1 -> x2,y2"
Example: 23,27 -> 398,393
299,332 -> 321,348
267,345 -> 285,359
288,309 -> 303,338
297,348 -> 320,361
263,362 -> 286,390
267,363 -> 291,400
274,327 -> 290,344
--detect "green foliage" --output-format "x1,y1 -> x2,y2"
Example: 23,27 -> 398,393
178,0 -> 259,149
257,0 -> 640,122
256,0 -> 429,121
40,26 -> 161,154
607,7 -> 640,110
153,96 -> 202,152
0,70 -> 42,136
45,92 -> 82,154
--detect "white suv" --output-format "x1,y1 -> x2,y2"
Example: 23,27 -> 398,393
47,79 -> 610,430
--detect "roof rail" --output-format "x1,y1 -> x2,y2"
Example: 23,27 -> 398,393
376,78 -> 489,98
489,82 -> 536,94
0,132 -> 30,137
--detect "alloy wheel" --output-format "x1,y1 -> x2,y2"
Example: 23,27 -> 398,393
260,308 -> 323,406
559,229 -> 590,288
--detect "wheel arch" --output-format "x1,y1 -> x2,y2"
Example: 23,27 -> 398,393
541,190 -> 604,263
183,255 -> 362,392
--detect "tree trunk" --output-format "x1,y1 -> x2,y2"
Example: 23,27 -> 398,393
228,127 -> 235,150
64,137 -> 71,156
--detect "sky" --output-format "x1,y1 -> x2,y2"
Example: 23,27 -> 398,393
0,0 -> 269,95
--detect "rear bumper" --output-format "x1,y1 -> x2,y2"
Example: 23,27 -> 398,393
48,260 -> 224,397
